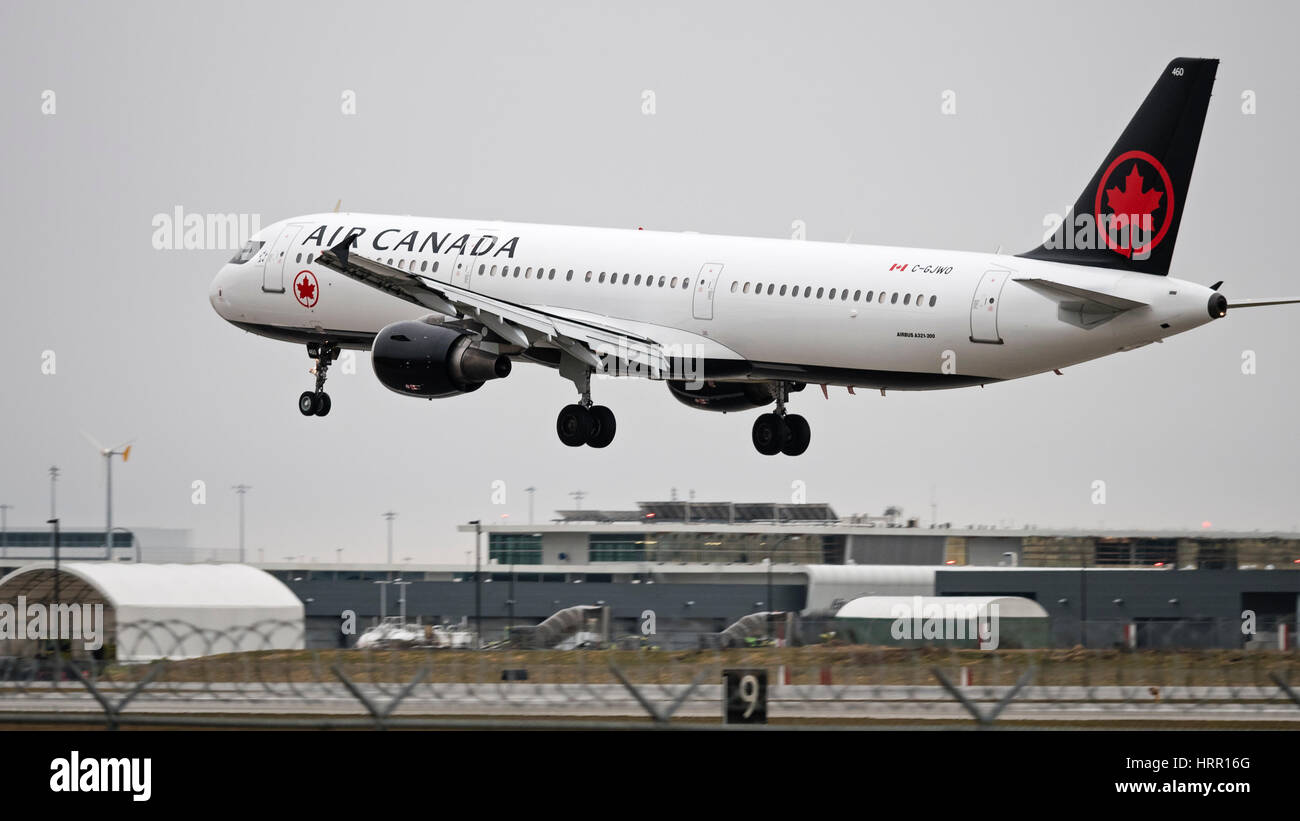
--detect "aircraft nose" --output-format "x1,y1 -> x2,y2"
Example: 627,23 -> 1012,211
209,263 -> 235,318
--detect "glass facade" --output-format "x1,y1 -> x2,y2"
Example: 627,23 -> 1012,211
0,531 -> 133,548
589,534 -> 647,562
488,533 -> 542,565
586,532 -> 823,563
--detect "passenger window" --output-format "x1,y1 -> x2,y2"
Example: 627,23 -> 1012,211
840,290 -> 848,301
743,282 -> 751,294
670,277 -> 678,288
621,273 -> 629,285
891,292 -> 899,304
432,261 -> 439,272
683,278 -> 690,289
929,295 -> 937,307
816,287 -> 824,299
658,276 -> 666,287
903,294 -> 911,305
779,285 -> 787,296
828,288 -> 836,299
478,264 -> 485,275
635,274 -> 642,286
549,268 -> 556,279
567,270 -> 574,281
803,286 -> 811,298
295,253 -> 302,263
731,281 -> 739,293
878,292 -> 886,303
585,271 -> 593,282
767,284 -> 774,295
420,261 -> 427,272
599,272 -> 606,283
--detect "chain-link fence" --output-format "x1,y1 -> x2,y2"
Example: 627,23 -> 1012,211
1,619 -> 1298,729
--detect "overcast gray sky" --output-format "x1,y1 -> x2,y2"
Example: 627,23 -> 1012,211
2,0 -> 1297,563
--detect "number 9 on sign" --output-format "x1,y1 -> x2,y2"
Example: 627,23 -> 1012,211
723,669 -> 767,724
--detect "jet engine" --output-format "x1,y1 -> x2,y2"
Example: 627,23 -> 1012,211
371,320 -> 511,398
667,380 -> 776,412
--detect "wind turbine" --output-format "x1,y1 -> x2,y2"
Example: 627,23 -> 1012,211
82,433 -> 132,560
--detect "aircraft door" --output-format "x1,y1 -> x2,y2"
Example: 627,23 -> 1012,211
262,223 -> 306,293
692,262 -> 725,320
969,269 -> 1011,343
450,231 -> 497,290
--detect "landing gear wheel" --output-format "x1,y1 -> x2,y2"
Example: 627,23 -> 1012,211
557,404 -> 594,447
780,414 -> 811,456
586,405 -> 617,448
301,342 -> 340,418
752,413 -> 787,456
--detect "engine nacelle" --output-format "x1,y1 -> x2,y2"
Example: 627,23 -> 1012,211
371,320 -> 511,398
667,380 -> 775,413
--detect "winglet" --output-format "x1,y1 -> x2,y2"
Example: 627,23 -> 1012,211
326,235 -> 351,269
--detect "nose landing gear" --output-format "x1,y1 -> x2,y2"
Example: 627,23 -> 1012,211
299,342 -> 339,417
751,381 -> 811,456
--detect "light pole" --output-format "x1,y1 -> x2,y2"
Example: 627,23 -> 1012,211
382,511 -> 397,565
232,485 -> 251,563
49,466 -> 59,519
394,579 -> 412,625
470,520 -> 482,649
47,517 -> 61,683
0,504 -> 10,559
374,579 -> 393,622
83,435 -> 132,560
1079,541 -> 1089,647
525,486 -> 536,525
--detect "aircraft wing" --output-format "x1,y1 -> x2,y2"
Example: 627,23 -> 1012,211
316,239 -> 667,370
1013,277 -> 1149,310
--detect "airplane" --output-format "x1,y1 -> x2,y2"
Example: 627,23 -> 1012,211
210,57 -> 1300,456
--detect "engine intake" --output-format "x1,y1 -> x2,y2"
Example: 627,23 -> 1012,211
371,320 -> 511,398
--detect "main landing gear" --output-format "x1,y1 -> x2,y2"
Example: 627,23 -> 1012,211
556,365 -> 616,448
299,342 -> 339,417
752,382 -> 811,456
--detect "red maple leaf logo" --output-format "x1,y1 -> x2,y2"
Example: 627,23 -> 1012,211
295,274 -> 316,304
1094,151 -> 1175,259
1106,163 -> 1162,224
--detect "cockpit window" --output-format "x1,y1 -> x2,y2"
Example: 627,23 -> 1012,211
229,240 -> 265,264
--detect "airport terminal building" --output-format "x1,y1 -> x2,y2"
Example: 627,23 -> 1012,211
3,503 -> 1298,651
269,502 -> 1300,650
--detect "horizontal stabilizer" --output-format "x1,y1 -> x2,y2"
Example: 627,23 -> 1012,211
1227,297 -> 1300,309
1014,277 -> 1148,310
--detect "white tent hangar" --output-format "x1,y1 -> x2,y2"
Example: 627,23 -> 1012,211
834,595 -> 1051,648
0,563 -> 304,661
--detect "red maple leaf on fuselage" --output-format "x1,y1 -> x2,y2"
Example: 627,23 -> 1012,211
296,276 -> 316,303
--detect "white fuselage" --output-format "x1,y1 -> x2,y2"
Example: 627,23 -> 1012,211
209,212 -> 1219,388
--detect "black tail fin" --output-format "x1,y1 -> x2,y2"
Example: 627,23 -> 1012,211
1019,57 -> 1218,276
